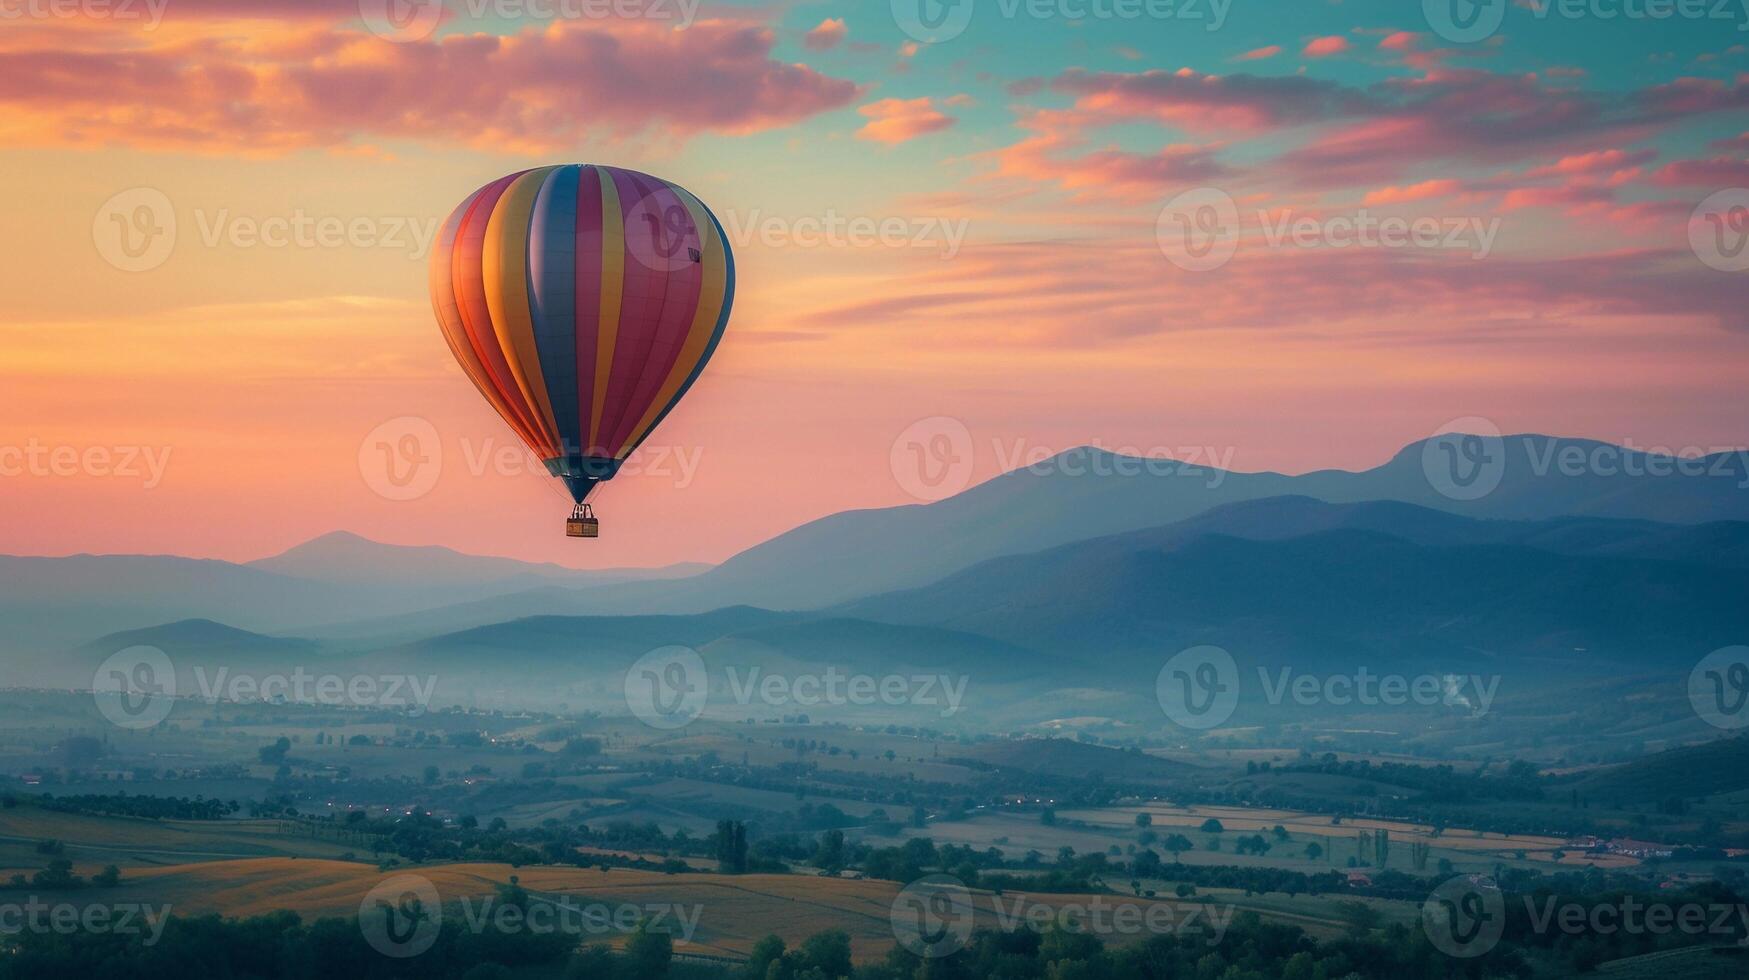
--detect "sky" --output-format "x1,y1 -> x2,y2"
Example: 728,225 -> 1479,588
1,0 -> 1747,568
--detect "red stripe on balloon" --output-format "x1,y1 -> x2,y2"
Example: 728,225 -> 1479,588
603,173 -> 705,455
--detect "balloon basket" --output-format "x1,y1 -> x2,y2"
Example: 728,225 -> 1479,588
566,503 -> 599,538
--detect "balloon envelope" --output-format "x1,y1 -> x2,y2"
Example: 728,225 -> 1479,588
429,165 -> 734,502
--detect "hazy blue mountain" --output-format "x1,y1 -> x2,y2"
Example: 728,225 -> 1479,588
310,435 -> 1748,634
10,434 -> 1747,653
0,534 -> 707,658
839,506 -> 1749,673
249,530 -> 707,590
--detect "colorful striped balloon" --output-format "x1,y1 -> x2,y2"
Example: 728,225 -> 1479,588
429,165 -> 734,504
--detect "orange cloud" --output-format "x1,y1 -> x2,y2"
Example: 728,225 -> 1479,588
1234,45 -> 1281,62
856,97 -> 955,144
804,17 -> 847,52
1361,179 -> 1462,205
1303,36 -> 1351,58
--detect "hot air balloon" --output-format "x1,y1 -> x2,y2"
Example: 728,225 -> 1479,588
429,166 -> 734,537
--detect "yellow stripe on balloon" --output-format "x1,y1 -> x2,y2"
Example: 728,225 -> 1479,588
618,186 -> 728,458
589,168 -> 626,453
483,166 -> 562,454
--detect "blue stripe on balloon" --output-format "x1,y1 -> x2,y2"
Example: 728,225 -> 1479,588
527,164 -> 582,457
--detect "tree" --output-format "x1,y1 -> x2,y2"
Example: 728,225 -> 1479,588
1040,807 -> 1057,826
1134,812 -> 1152,828
1305,841 -> 1324,862
259,737 -> 292,764
624,919 -> 672,978
92,865 -> 121,888
1162,834 -> 1193,861
1199,818 -> 1224,834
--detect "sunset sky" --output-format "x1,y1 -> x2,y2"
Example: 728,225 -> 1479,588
3,0 -> 1747,568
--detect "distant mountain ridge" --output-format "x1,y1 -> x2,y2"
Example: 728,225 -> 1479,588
5,433 -> 1746,658
838,495 -> 1749,670
310,433 -> 1749,632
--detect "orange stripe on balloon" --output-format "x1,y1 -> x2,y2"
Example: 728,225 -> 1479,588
450,174 -> 549,453
588,169 -> 626,453
483,166 -> 562,456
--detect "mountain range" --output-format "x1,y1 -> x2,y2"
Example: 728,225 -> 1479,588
9,433 -> 1748,712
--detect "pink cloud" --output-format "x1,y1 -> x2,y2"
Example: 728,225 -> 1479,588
1303,36 -> 1352,58
856,97 -> 955,144
1378,32 -> 1421,51
1500,185 -> 1617,210
1048,68 -> 1377,132
1650,157 -> 1749,186
803,17 -> 847,52
1525,148 -> 1658,177
1233,45 -> 1281,62
1361,179 -> 1462,205
0,19 -> 858,154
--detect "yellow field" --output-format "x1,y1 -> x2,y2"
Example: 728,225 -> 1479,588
0,806 -> 363,875
26,857 -> 1377,961
1061,804 -> 1638,868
